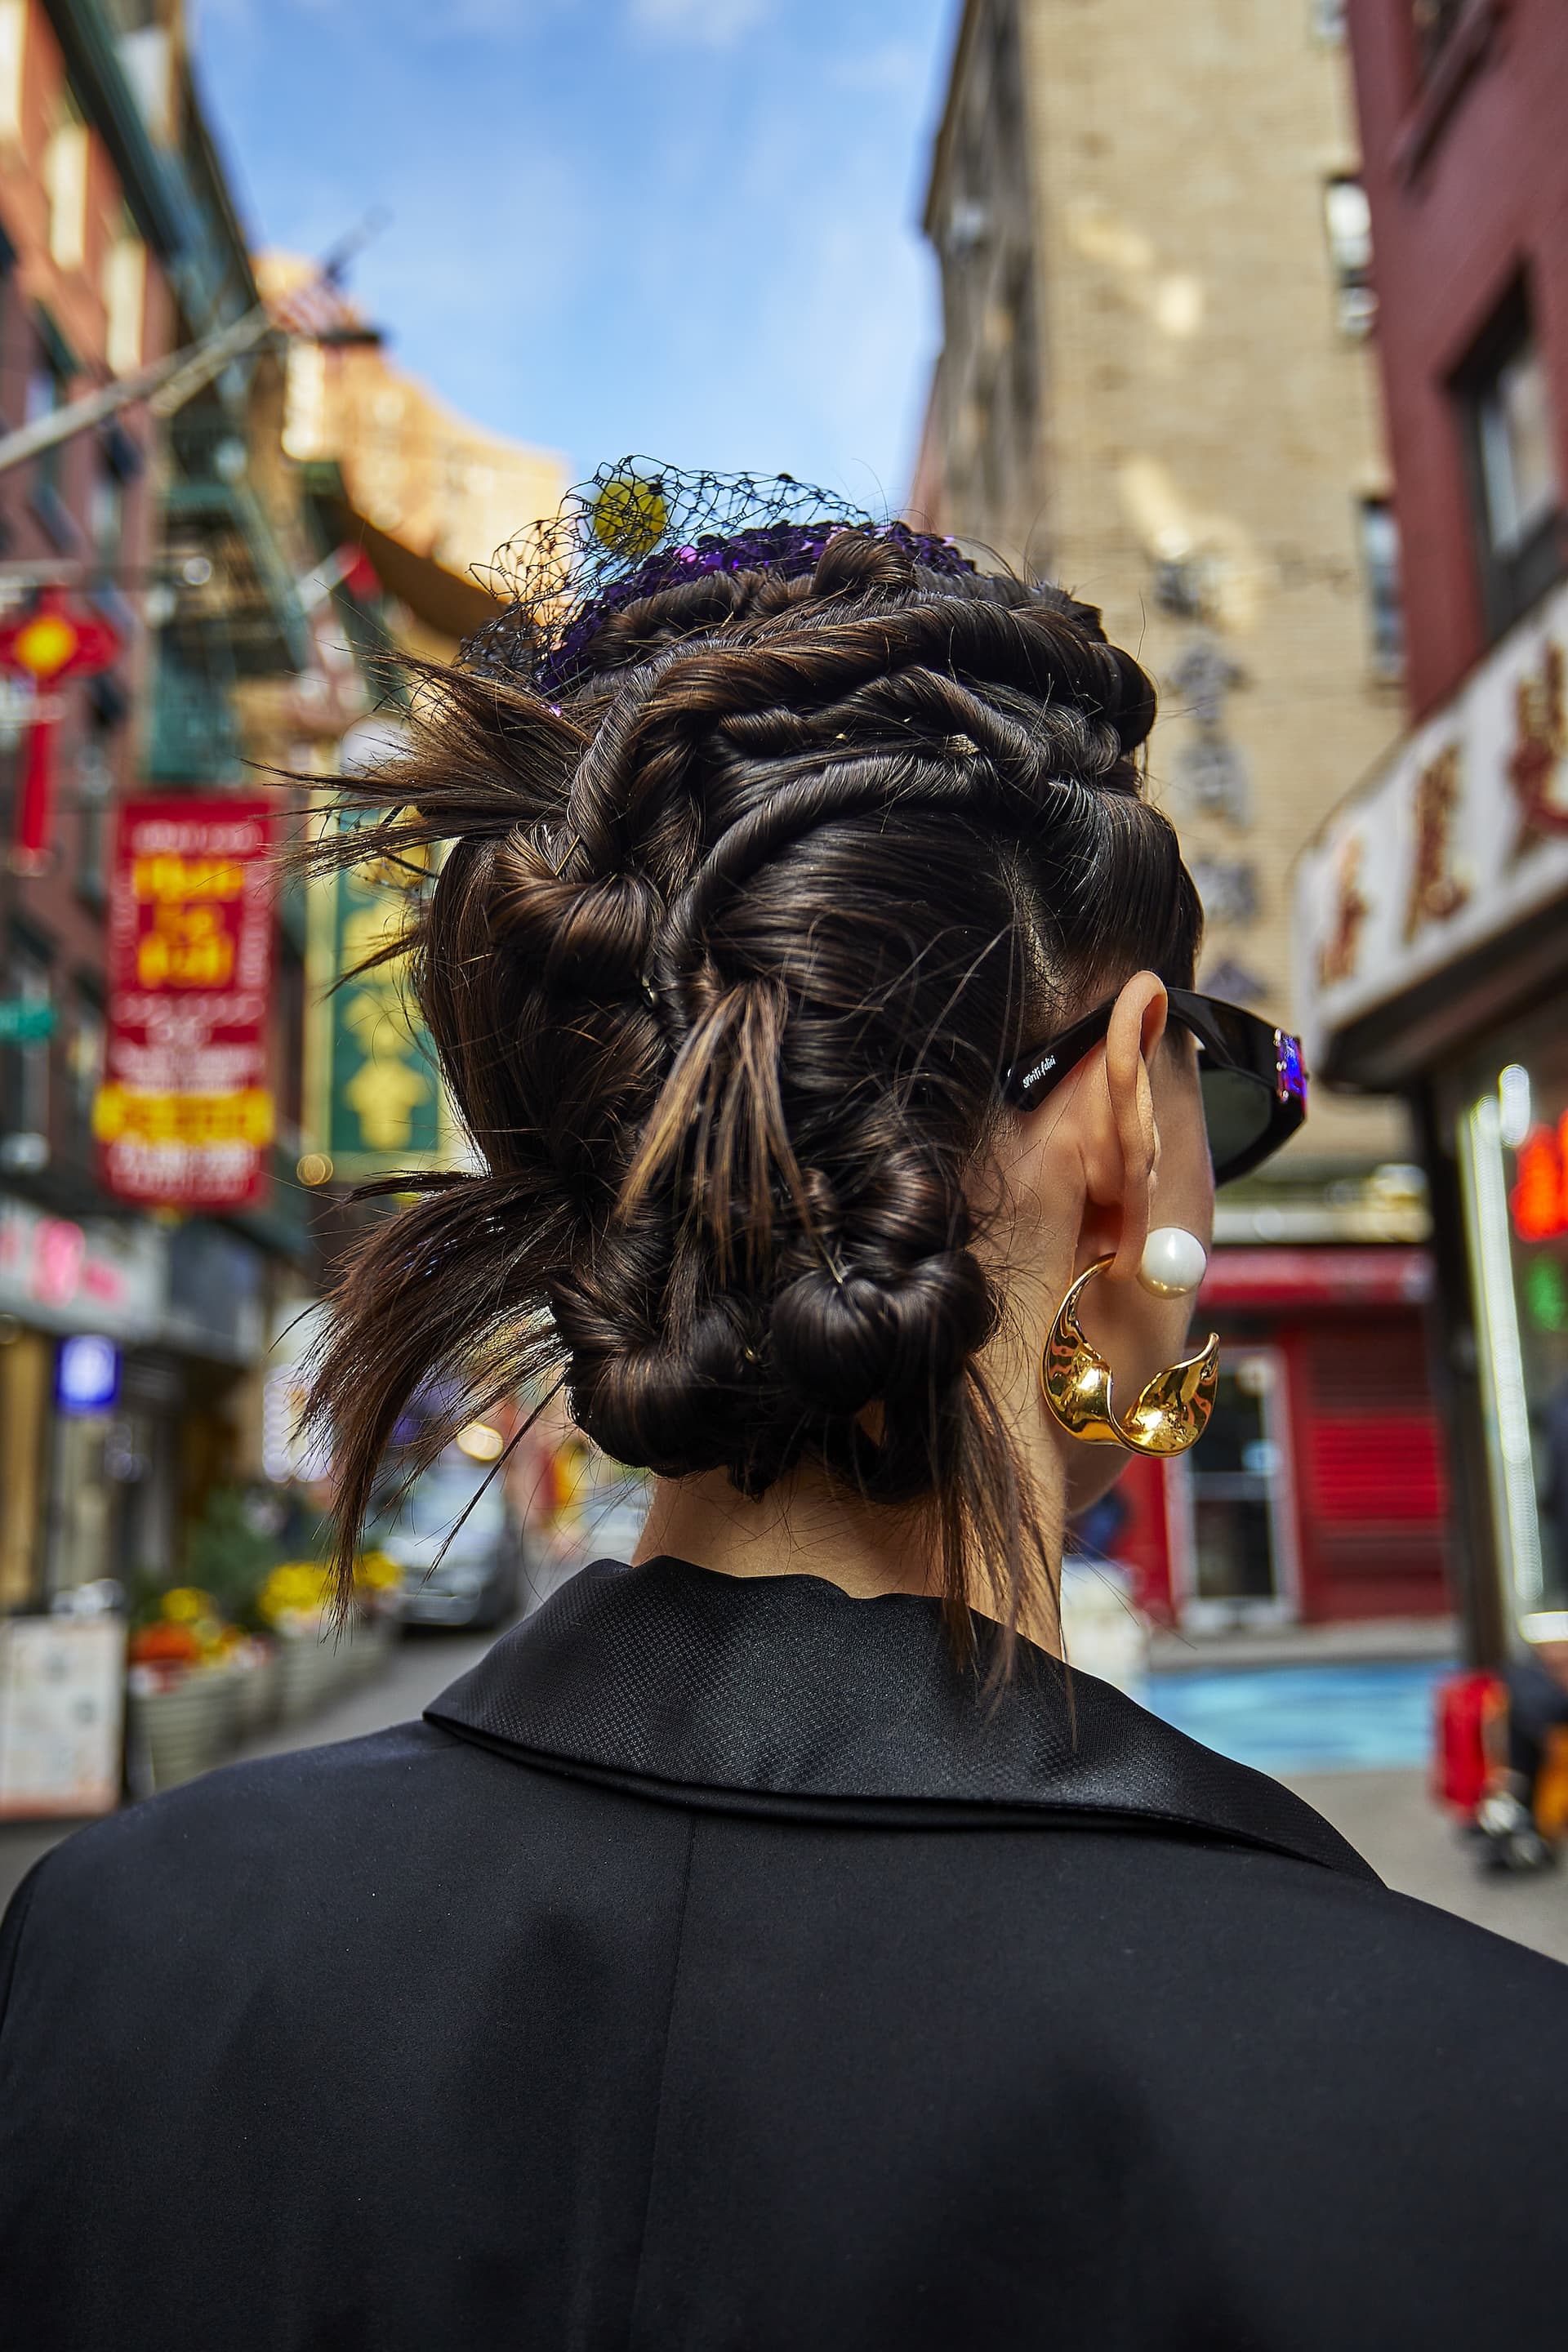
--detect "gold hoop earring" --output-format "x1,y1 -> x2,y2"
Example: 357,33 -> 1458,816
1040,1255 -> 1218,1457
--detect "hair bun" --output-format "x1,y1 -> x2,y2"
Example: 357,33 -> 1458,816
772,1251 -> 991,1418
561,1291 -> 754,1474
491,833 -> 659,996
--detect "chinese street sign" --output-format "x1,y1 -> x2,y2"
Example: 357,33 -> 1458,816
0,587 -> 122,866
94,797 -> 275,1209
307,826 -> 443,1174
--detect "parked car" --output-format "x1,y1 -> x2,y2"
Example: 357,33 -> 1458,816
368,1450 -> 521,1630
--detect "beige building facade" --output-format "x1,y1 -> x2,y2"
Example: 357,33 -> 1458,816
915,2 -> 1462,1631
917,0 -> 1410,1196
256,252 -> 564,592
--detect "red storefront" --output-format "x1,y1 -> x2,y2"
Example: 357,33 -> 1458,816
1111,1249 -> 1450,1630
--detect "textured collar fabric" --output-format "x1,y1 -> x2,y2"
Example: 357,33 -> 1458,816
427,1556 -> 1375,1881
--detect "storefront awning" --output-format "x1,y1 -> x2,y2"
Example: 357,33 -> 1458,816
1296,576 -> 1568,1088
1200,1246 -> 1432,1311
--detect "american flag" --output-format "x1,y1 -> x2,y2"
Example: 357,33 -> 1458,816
265,268 -> 363,342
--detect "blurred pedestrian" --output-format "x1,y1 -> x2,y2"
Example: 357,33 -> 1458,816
1477,1633 -> 1568,1871
3,467 -> 1566,2350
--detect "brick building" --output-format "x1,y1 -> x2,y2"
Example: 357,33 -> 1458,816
917,0 -> 1451,1630
0,1 -> 331,1613
1299,0 -> 1568,1663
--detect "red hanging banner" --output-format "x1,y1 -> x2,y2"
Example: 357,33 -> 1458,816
94,798 -> 274,1209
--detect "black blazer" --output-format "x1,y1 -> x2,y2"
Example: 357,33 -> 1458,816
2,1558 -> 1566,2350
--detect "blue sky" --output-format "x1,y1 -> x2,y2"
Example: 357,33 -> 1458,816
195,0 -> 958,514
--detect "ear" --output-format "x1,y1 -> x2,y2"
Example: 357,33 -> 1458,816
1091,973 -> 1168,1284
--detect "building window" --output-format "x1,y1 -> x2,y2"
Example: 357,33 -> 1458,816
1413,0 -> 1467,78
1323,177 -> 1375,339
89,460 -> 124,571
64,986 -> 104,1167
43,103 -> 88,274
76,724 -> 114,904
103,230 -> 146,377
1457,288 -> 1563,641
25,351 -> 65,503
0,0 -> 24,146
25,314 -> 78,535
1358,497 -> 1404,675
1478,337 -> 1557,551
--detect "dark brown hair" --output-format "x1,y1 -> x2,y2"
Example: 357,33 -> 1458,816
307,525 -> 1200,1650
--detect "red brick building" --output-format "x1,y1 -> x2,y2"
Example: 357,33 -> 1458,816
0,0 -> 175,1199
1300,0 -> 1568,1662
0,2 -> 321,1615
1348,0 -> 1568,717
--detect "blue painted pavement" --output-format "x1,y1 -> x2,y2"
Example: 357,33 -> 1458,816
1145,1660 -> 1453,1775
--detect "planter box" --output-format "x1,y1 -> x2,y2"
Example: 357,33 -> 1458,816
233,1645 -> 283,1736
345,1611 -> 394,1683
127,1667 -> 242,1794
277,1628 -> 353,1722
275,1612 -> 397,1717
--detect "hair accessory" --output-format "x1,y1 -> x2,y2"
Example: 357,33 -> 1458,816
1040,1256 -> 1218,1456
463,460 -> 978,699
1137,1226 -> 1207,1298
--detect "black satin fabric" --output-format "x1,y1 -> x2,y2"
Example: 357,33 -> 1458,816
430,1558 -> 1373,1869
2,1557 -> 1566,2350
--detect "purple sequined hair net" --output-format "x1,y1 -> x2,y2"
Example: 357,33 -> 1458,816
462,460 -> 977,698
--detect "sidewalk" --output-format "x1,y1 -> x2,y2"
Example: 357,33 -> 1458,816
1150,1615 -> 1458,1674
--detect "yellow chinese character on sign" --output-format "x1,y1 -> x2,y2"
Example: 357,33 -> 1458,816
345,1053 -> 431,1152
341,905 -> 410,970
137,904 -> 236,988
91,1087 -> 274,1146
341,985 -> 408,1058
133,856 -> 245,902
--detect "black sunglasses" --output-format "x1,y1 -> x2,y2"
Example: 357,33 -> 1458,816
1002,987 -> 1308,1186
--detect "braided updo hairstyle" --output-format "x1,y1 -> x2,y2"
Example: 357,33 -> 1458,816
308,490 -> 1200,1649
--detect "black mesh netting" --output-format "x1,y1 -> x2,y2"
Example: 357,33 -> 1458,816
462,458 -> 977,699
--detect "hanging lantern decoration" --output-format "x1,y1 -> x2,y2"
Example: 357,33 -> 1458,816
0,586 -> 123,870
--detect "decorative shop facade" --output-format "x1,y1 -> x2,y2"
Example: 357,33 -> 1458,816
1107,1241 -> 1448,1633
1297,575 -> 1568,1663
0,1192 -> 270,1615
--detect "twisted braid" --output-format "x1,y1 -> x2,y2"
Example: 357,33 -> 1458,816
306,522 -> 1200,1650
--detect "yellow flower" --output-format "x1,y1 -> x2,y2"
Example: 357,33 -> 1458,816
256,1560 -> 332,1625
162,1586 -> 218,1624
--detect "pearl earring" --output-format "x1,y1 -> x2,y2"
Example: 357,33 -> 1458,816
1137,1226 -> 1208,1298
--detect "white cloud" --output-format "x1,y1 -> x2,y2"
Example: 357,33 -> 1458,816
627,0 -> 772,48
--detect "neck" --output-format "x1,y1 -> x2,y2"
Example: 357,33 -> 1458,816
634,1432 -> 1067,1655
635,1459 -> 938,1601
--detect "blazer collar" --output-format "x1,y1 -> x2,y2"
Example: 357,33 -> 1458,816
427,1557 -> 1374,1881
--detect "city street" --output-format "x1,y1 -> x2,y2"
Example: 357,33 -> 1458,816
6,1632 -> 1566,1967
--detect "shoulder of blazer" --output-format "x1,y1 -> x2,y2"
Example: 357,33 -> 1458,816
427,1557 -> 1377,1881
